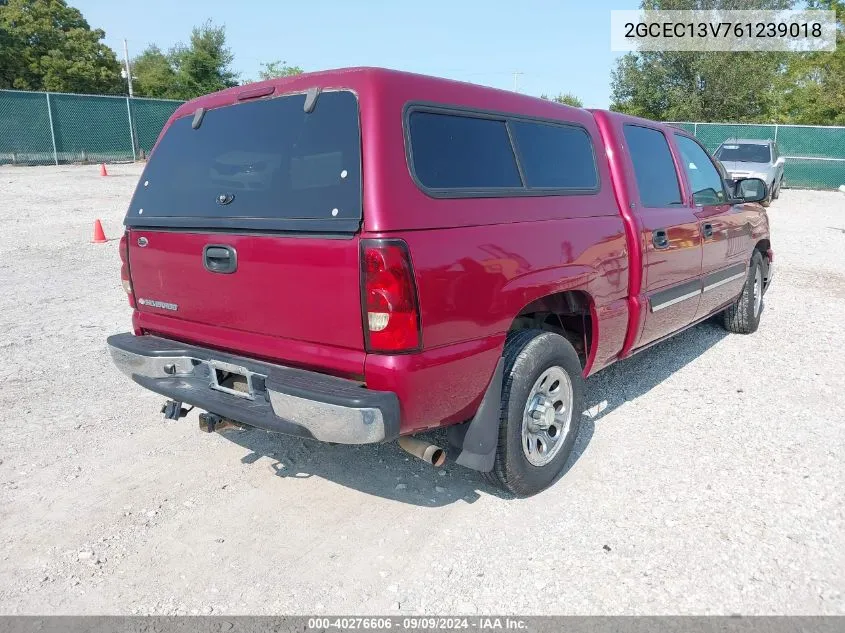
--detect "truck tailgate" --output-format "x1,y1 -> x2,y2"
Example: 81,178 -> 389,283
128,229 -> 365,364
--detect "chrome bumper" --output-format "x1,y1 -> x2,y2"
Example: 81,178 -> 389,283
107,333 -> 400,444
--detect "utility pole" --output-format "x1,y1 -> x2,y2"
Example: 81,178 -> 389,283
513,71 -> 523,93
123,39 -> 134,97
122,38 -> 138,160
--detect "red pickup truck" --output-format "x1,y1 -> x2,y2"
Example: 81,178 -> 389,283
107,68 -> 773,496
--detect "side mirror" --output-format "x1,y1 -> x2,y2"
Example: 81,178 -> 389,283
777,157 -> 786,166
734,177 -> 768,203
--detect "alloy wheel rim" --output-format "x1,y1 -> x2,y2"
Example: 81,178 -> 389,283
521,366 -> 573,467
753,266 -> 763,317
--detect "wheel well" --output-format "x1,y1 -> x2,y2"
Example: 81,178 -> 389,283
508,291 -> 593,368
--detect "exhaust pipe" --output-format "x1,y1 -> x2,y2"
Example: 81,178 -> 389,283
398,436 -> 446,467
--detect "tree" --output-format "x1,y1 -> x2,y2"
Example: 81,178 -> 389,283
131,45 -> 178,99
776,0 -> 845,124
131,21 -> 238,100
611,50 -> 788,122
258,60 -> 303,80
610,0 -> 794,122
540,93 -> 584,107
0,3 -> 15,89
169,21 -> 238,98
0,0 -> 122,93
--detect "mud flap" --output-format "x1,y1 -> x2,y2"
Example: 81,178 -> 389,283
452,358 -> 503,473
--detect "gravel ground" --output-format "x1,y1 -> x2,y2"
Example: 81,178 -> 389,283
0,164 -> 843,615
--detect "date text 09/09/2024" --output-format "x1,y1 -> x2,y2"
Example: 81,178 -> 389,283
306,618 -> 528,630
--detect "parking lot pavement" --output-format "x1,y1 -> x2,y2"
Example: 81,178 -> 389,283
0,164 -> 843,614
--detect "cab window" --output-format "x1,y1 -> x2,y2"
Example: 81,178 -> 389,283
674,135 -> 726,206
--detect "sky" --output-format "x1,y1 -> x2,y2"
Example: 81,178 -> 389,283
75,0 -> 639,108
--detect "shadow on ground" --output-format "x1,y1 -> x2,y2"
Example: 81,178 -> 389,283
219,320 -> 728,507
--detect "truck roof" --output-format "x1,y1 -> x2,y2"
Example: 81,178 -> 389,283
168,66 -> 591,123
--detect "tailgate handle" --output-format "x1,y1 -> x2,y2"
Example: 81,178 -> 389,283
203,245 -> 237,274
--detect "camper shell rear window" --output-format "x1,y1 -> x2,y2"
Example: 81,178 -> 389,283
125,90 -> 361,233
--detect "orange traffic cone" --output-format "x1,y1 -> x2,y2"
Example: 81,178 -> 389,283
99,163 -> 108,177
91,219 -> 107,243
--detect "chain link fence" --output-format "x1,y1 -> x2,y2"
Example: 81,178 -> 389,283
2,89 -> 844,189
0,89 -> 182,166
668,121 -> 845,190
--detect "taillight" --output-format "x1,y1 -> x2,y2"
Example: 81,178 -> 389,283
361,239 -> 421,353
119,232 -> 135,307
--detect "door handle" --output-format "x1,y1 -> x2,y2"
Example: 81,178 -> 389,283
652,229 -> 669,250
703,223 -> 714,239
203,245 -> 237,274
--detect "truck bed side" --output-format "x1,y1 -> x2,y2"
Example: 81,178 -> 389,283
354,77 -> 635,432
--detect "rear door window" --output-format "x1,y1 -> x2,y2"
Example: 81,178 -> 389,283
127,90 -> 361,231
510,120 -> 598,190
623,125 -> 682,208
408,112 -> 522,190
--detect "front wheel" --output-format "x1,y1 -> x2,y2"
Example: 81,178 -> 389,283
722,251 -> 765,334
484,329 -> 584,497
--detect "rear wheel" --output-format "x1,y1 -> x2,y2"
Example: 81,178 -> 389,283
484,329 -> 584,497
722,251 -> 764,334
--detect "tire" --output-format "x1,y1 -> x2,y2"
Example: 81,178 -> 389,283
483,329 -> 584,497
773,176 -> 782,199
722,251 -> 765,334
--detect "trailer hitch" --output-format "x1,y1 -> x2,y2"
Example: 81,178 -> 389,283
161,399 -> 190,420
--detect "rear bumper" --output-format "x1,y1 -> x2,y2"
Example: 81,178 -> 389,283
106,333 -> 400,444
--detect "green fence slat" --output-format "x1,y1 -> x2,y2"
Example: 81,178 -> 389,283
667,122 -> 696,134
0,89 -> 184,165
2,89 -> 844,188
694,123 -> 777,152
130,98 -> 182,155
776,125 -> 845,160
50,93 -> 134,163
682,122 -> 844,189
0,91 -> 54,165
783,159 -> 845,190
